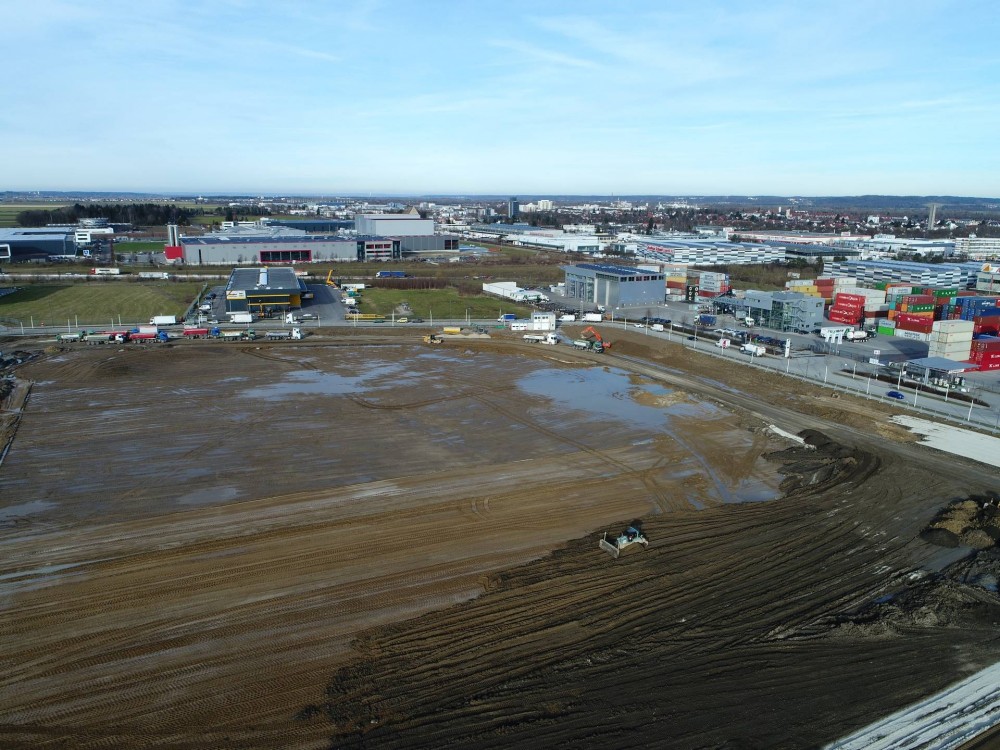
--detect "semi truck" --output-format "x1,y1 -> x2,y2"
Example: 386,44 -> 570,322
845,329 -> 871,341
182,327 -> 213,338
228,312 -> 254,324
523,333 -> 558,344
265,328 -> 304,340
498,313 -> 517,322
150,315 -> 177,326
375,270 -> 409,278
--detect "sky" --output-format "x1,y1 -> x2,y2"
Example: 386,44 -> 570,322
2,0 -> 999,196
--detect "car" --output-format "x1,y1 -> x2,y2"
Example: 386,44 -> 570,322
409,317 -> 424,323
887,391 -> 906,400
687,335 -> 696,340
397,317 -> 409,323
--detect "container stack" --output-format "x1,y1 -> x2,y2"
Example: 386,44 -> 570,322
691,270 -> 731,298
969,337 -> 1000,371
928,320 -> 974,361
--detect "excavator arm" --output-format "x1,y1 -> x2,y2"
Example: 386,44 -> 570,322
580,326 -> 611,350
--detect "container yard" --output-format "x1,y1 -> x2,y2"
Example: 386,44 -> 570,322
1,330 -> 999,750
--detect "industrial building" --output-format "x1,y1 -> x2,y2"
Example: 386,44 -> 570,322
224,267 -> 307,317
0,228 -> 78,261
354,213 -> 434,236
171,235 -> 358,265
562,263 -> 666,308
823,259 -> 983,289
955,237 -> 1000,260
632,239 -> 787,266
716,291 -> 825,332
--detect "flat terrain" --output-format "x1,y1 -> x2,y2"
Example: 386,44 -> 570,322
1,331 -> 998,749
0,282 -> 203,327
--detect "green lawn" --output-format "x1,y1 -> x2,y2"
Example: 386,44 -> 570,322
0,204 -> 70,228
357,289 -> 533,320
0,282 -> 204,327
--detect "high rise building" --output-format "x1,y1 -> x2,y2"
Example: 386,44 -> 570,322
507,197 -> 519,219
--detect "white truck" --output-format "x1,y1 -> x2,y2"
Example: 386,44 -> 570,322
559,314 -> 577,322
149,315 -> 177,326
740,343 -> 766,356
741,317 -> 755,327
523,333 -> 558,345
582,312 -> 603,323
284,312 -> 316,324
229,312 -> 254,324
845,329 -> 870,341
265,327 -> 304,340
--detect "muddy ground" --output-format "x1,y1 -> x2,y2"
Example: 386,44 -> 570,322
1,330 -> 998,749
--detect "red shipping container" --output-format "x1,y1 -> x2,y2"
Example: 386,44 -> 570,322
896,321 -> 934,333
836,292 -> 866,302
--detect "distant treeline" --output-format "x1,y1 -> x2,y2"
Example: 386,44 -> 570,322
16,203 -> 196,228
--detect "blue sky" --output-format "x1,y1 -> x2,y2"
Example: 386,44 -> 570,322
3,0 -> 999,196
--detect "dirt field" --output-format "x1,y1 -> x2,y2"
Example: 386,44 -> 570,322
1,331 -> 998,749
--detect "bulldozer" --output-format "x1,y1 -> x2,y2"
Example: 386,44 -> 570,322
599,526 -> 648,559
422,334 -> 443,345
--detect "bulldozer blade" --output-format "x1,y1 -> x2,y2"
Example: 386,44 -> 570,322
599,538 -> 620,558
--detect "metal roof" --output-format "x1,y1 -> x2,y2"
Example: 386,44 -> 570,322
906,356 -> 976,373
186,234 -> 353,246
572,263 -> 661,277
227,266 -> 302,293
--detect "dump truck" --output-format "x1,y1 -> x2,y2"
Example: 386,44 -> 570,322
220,329 -> 253,341
56,332 -> 83,342
580,326 -> 609,352
182,327 -> 212,338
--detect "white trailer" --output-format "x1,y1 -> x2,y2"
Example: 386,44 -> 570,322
523,333 -> 558,345
150,315 -> 177,326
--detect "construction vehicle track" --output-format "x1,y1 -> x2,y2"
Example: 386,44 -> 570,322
1,330 -> 998,749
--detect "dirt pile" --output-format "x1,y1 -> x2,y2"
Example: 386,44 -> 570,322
922,494 -> 1000,549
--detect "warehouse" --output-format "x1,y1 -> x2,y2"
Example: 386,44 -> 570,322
562,263 -> 666,308
172,235 -> 357,265
355,213 -> 434,236
224,267 -> 306,317
0,228 -> 78,261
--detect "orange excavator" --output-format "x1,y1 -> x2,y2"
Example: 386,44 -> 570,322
580,326 -> 610,352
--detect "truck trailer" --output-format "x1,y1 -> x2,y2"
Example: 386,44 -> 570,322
523,333 -> 558,345
265,328 -> 304,340
150,315 -> 177,326
582,313 -> 603,322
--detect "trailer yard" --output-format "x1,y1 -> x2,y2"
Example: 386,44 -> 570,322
1,331 -> 999,749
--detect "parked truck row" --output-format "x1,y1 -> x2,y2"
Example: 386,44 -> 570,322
58,326 -> 305,344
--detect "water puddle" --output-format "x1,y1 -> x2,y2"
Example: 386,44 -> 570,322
177,486 -> 241,506
0,499 -> 57,519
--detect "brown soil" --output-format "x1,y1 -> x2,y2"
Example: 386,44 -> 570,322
1,330 -> 998,749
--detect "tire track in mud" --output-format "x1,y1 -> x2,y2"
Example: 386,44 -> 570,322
305,433 -> 986,750
6,336 -> 995,749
